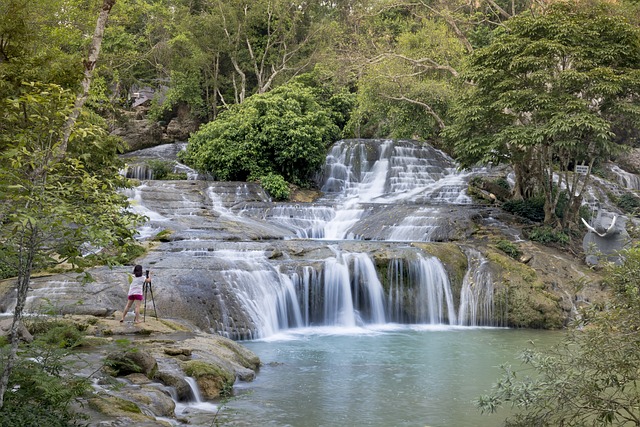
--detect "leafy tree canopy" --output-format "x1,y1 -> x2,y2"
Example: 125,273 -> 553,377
445,1 -> 640,226
179,72 -> 352,189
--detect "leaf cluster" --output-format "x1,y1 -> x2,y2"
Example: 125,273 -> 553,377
478,246 -> 640,426
0,83 -> 146,277
179,77 -> 346,188
0,320 -> 92,426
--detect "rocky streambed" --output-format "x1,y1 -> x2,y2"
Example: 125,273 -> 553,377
2,314 -> 262,427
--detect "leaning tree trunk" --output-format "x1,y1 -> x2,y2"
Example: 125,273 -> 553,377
0,226 -> 36,409
0,0 -> 116,410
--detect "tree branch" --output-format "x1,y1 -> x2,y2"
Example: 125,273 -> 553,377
382,93 -> 446,130
59,0 -> 116,156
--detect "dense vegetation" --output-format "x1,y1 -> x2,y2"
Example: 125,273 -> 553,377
1,0 -> 640,424
479,246 -> 640,426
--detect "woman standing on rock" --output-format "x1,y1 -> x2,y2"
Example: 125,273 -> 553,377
120,265 -> 150,323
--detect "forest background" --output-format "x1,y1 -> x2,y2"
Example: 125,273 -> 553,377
2,0 -> 640,425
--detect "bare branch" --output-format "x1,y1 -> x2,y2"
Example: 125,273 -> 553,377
370,53 -> 459,77
382,94 -> 446,130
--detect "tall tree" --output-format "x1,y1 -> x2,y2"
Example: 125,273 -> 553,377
445,1 -> 640,227
0,0 -> 138,409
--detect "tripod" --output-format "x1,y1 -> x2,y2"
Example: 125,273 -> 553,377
143,280 -> 159,321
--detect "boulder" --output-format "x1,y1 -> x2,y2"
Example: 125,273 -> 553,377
0,318 -> 33,343
181,360 -> 235,399
121,386 -> 176,418
106,349 -> 158,378
155,370 -> 193,402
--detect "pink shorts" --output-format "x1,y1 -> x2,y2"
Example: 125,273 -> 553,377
128,294 -> 143,301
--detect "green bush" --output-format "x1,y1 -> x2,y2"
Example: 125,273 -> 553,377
527,226 -> 570,245
503,197 -> 545,222
495,240 -> 521,259
147,160 -> 174,180
259,173 -> 290,201
478,246 -> 640,425
616,193 -> 640,214
0,320 -> 91,426
179,79 -> 342,187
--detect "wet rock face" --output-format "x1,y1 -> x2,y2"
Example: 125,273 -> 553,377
0,139 -> 622,338
106,349 -> 158,378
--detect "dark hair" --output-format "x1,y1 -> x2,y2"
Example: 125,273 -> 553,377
133,265 -> 143,277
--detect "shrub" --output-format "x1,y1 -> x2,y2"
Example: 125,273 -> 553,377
180,80 -> 341,187
259,173 -> 290,201
527,226 -> 570,245
478,246 -> 640,426
0,319 -> 91,426
495,240 -> 521,259
503,197 -> 545,222
616,193 -> 640,214
147,160 -> 174,180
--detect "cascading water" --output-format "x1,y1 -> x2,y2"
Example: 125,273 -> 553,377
208,250 -> 304,339
610,164 -> 640,190
111,139 -> 502,340
458,249 -> 495,326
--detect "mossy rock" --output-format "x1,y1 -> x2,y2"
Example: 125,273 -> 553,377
412,242 -> 468,287
105,349 -> 158,378
487,249 -> 564,328
88,394 -> 145,421
182,360 -> 235,399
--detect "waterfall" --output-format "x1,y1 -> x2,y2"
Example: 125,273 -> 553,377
110,139 -> 502,339
409,255 -> 457,324
213,250 -> 304,338
458,249 -> 495,326
386,255 -> 457,324
610,165 -> 640,191
387,207 -> 440,241
292,250 -> 386,328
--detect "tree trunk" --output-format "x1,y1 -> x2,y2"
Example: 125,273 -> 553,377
0,0 -> 116,410
0,227 -> 36,409
60,0 -> 117,155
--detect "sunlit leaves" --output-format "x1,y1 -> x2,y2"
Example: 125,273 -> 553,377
180,78 -> 343,187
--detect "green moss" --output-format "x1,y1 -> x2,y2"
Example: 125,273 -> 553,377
412,242 -> 468,286
495,239 -> 521,259
487,251 -> 538,284
487,249 -> 564,328
88,395 -> 142,416
158,319 -> 190,331
182,360 -> 233,383
153,229 -> 173,242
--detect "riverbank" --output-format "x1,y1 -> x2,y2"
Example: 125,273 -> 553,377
16,313 -> 261,426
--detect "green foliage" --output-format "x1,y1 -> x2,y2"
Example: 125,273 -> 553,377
0,321 -> 91,426
0,83 -> 146,272
478,246 -> 640,426
495,240 -> 521,259
148,70 -> 205,121
180,79 -> 341,186
446,1 -> 640,226
503,197 -> 545,222
346,18 -> 464,140
147,159 -> 174,180
615,192 -> 640,214
259,173 -> 290,201
526,226 -> 570,245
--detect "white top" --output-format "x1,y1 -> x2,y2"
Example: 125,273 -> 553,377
128,275 -> 146,296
